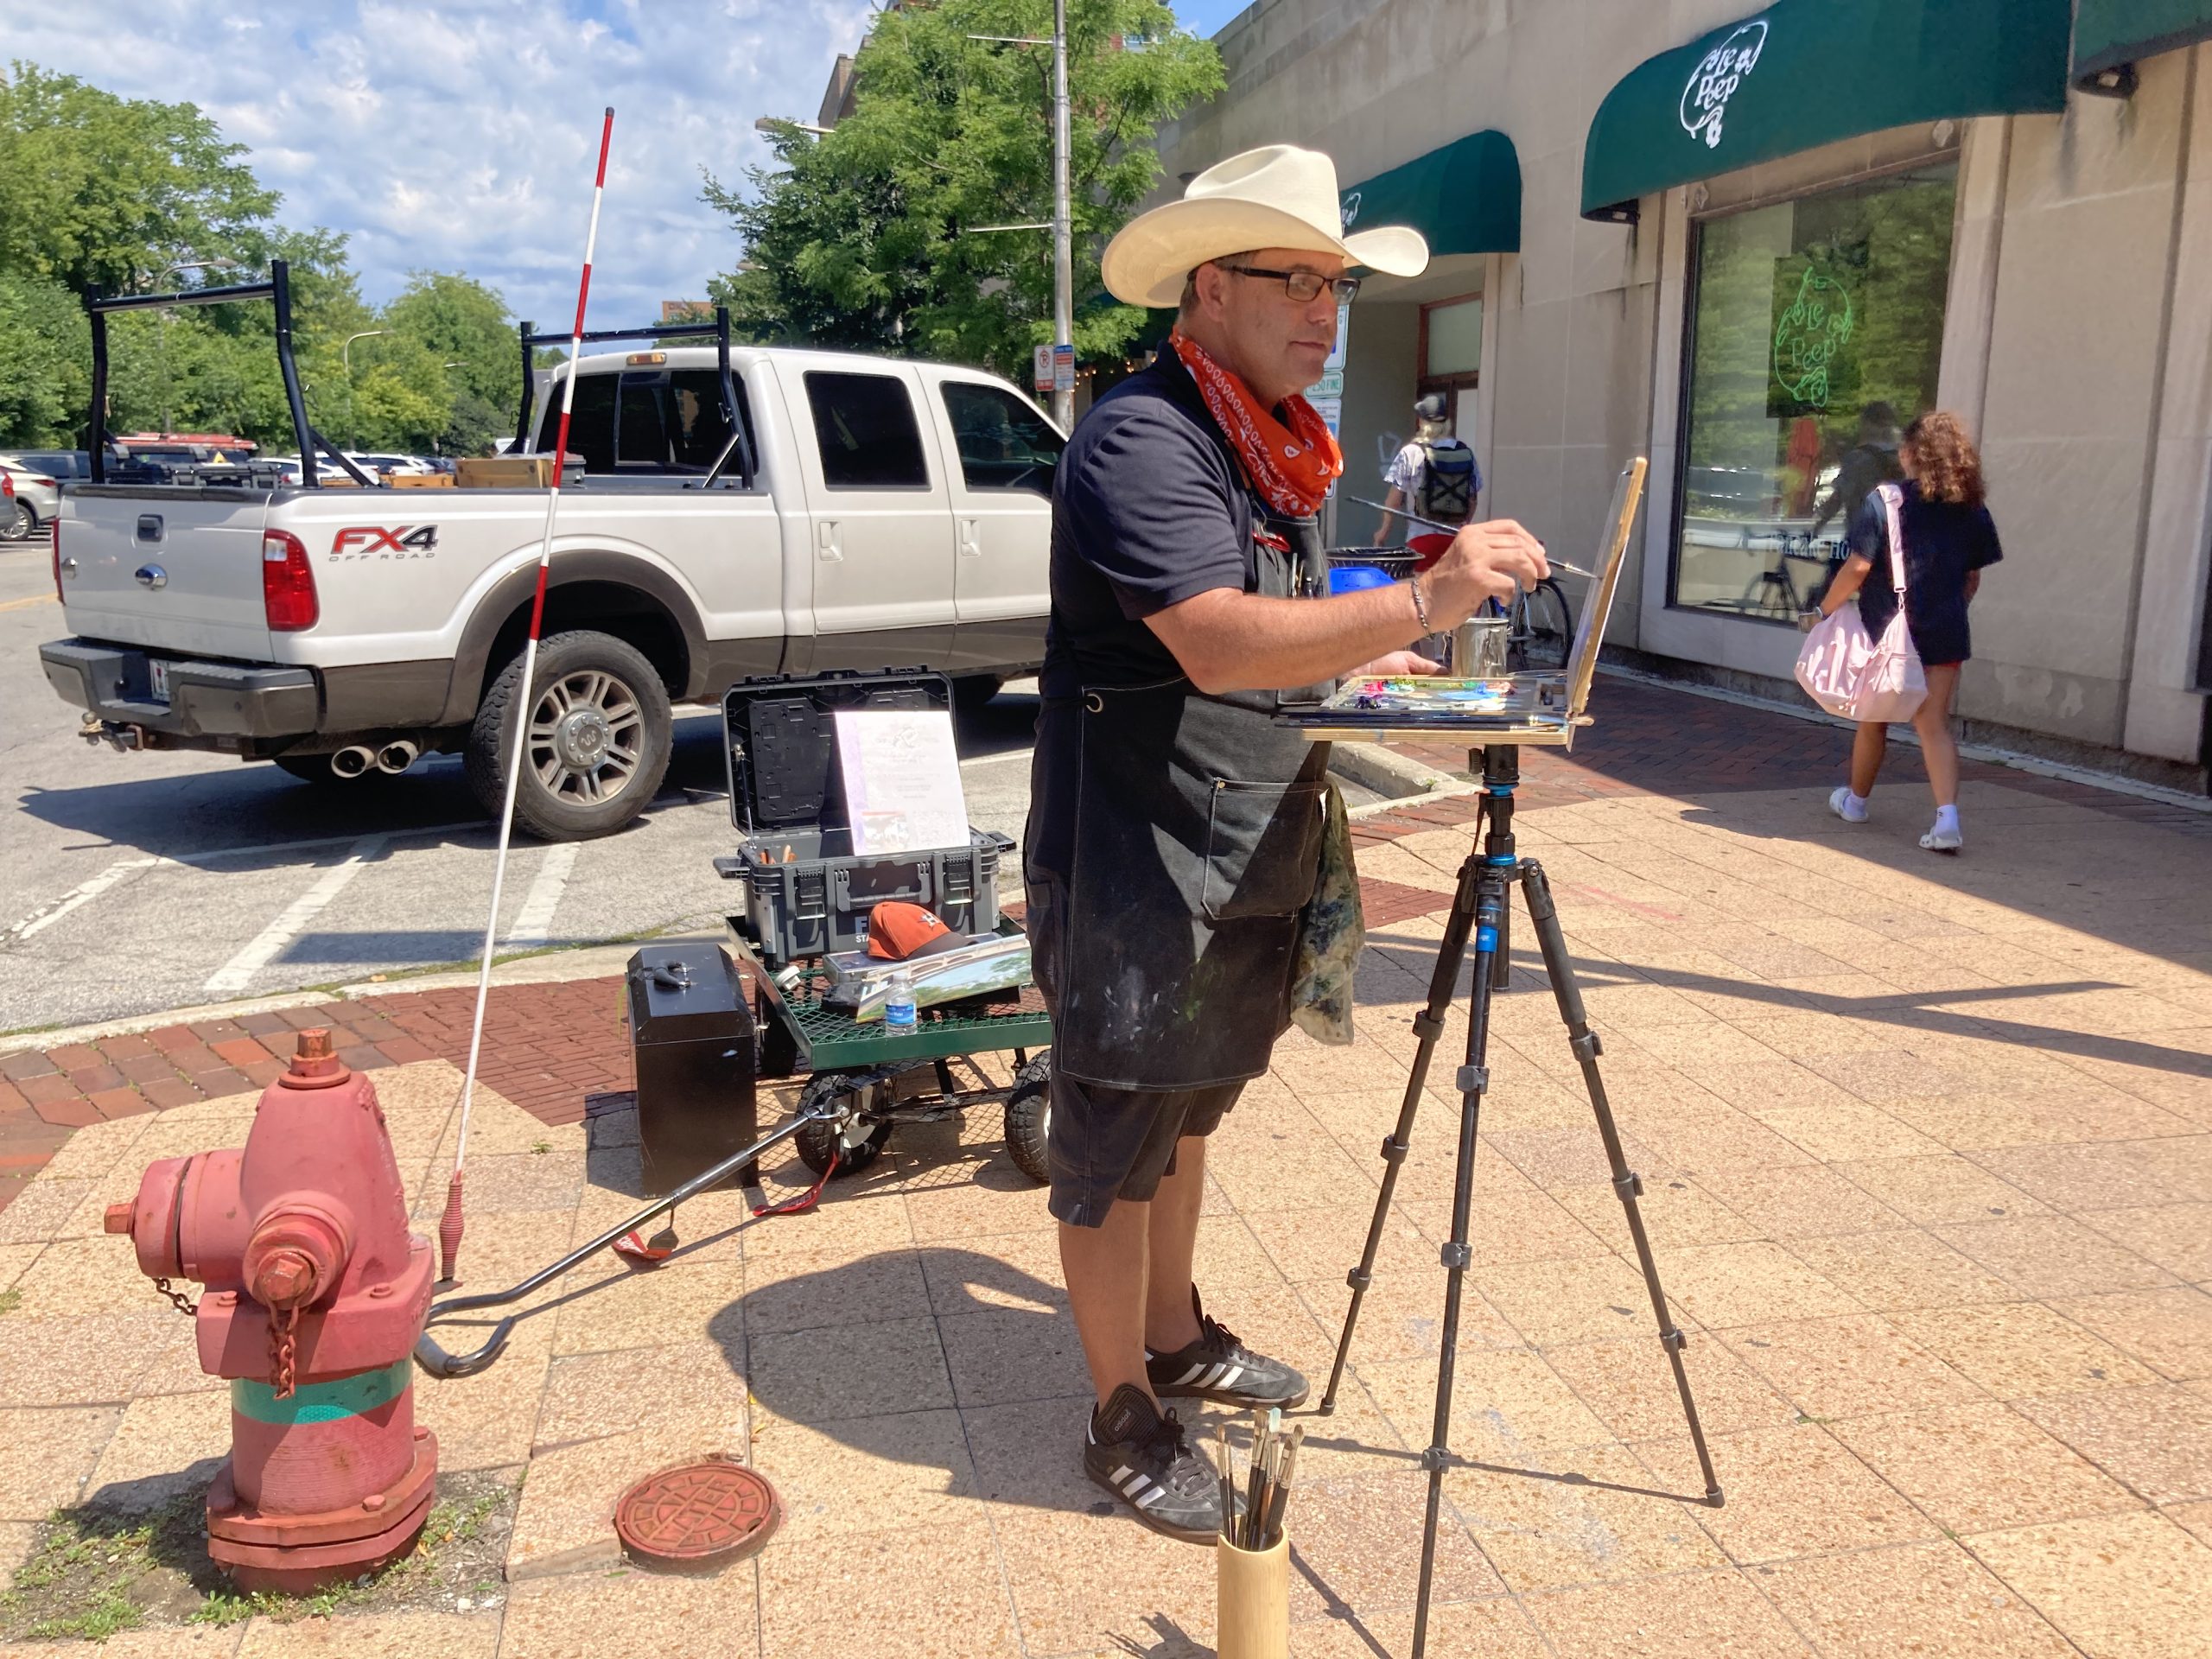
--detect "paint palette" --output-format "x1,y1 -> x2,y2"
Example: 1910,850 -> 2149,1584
1340,677 -> 1520,715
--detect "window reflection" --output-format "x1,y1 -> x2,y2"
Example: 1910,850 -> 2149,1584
1675,164 -> 1957,621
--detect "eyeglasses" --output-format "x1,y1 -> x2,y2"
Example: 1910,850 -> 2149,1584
1217,263 -> 1362,304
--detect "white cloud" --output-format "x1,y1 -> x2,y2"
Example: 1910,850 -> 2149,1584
7,0 -> 877,328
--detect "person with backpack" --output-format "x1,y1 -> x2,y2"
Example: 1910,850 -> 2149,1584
1815,410 -> 2002,853
1374,392 -> 1478,543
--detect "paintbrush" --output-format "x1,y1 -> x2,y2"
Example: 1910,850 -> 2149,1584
1242,1411 -> 1268,1548
1262,1424 -> 1304,1547
1217,1423 -> 1236,1544
1338,493 -> 1596,580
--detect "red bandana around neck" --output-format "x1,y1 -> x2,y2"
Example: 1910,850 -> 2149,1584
1170,330 -> 1344,518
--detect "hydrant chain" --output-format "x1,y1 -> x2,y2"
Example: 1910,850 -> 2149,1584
151,1274 -> 199,1318
269,1302 -> 301,1400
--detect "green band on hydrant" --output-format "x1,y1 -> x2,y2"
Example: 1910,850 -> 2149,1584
232,1358 -> 411,1425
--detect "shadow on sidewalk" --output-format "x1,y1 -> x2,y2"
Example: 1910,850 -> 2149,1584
1363,925 -> 2212,1084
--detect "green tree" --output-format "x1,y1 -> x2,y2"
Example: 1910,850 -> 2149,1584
703,0 -> 1222,378
0,274 -> 90,446
0,61 -> 278,296
0,62 -> 523,455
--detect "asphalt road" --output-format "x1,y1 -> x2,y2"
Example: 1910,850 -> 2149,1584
0,542 -> 1046,1033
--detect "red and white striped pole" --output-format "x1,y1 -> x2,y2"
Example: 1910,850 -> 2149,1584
438,106 -> 614,1286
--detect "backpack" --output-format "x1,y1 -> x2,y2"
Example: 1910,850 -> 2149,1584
1417,439 -> 1477,524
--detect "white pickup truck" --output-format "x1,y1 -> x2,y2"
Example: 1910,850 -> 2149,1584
41,268 -> 1063,839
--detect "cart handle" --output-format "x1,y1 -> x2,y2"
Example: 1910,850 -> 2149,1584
412,1097 -> 836,1379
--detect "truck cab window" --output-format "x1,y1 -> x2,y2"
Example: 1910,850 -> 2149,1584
940,381 -> 1063,495
558,373 -> 618,471
804,372 -> 928,489
540,368 -> 749,477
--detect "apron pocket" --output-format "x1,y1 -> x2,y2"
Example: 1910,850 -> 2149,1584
1201,779 -> 1325,921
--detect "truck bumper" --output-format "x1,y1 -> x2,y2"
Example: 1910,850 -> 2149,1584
40,639 -> 320,746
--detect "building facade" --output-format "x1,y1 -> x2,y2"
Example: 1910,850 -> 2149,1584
1160,0 -> 2212,785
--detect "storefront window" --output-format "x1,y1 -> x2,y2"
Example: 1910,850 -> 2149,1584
1418,296 -> 1482,435
1674,164 -> 1957,622
1424,298 -> 1482,378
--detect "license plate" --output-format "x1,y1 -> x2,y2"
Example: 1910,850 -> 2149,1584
148,658 -> 170,702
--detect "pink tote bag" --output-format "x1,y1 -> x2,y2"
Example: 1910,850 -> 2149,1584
1795,484 -> 1927,723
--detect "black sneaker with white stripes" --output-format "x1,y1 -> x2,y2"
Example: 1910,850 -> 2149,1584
1083,1383 -> 1229,1545
1146,1290 -> 1310,1409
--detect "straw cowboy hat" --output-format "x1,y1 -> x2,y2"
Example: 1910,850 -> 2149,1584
1102,144 -> 1430,309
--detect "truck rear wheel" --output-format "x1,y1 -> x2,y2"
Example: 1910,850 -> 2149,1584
466,630 -> 673,842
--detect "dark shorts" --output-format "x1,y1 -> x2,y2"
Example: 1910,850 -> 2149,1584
1046,1070 -> 1243,1228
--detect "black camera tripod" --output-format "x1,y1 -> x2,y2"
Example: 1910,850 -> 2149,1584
1318,742 -> 1724,1658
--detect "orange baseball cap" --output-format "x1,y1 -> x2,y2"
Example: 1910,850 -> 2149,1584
866,901 -> 969,961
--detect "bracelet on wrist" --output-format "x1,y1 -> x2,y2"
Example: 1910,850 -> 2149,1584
1407,574 -> 1432,631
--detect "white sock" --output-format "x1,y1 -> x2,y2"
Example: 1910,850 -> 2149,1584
1845,791 -> 1870,816
1933,804 -> 1960,834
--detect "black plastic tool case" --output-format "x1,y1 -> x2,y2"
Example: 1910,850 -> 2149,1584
623,943 -> 759,1192
715,669 -> 1014,967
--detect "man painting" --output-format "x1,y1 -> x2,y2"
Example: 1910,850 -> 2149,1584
1024,145 -> 1549,1541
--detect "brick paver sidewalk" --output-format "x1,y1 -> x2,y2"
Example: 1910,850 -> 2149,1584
4,675 -> 2202,1213
2,671 -> 2209,1655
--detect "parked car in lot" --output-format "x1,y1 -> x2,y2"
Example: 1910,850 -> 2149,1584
10,449 -> 95,480
348,453 -> 438,476
41,271 -> 1059,841
0,457 -> 62,541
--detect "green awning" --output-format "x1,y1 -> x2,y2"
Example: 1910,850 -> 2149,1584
1580,0 -> 2072,222
2075,0 -> 2212,89
1340,130 -> 1521,257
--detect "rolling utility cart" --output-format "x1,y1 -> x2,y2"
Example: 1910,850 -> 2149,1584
713,670 -> 1055,1185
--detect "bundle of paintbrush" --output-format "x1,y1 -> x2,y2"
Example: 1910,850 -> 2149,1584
1213,1410 -> 1304,1549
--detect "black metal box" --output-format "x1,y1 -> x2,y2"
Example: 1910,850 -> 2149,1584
715,669 -> 1014,966
624,943 -> 759,1195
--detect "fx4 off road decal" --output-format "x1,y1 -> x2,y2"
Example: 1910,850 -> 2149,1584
328,524 -> 440,561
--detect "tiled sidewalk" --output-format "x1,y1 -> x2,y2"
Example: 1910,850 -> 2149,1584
5,675 -> 2199,1206
1,700 -> 2209,1656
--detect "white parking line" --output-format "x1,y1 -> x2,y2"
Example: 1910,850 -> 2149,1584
3,855 -> 172,944
203,836 -> 390,995
187,820 -> 488,865
507,842 -> 579,946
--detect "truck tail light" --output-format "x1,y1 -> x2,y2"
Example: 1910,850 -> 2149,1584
50,517 -> 62,602
262,529 -> 320,632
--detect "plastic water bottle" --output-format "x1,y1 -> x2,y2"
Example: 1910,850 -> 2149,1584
885,969 -> 917,1031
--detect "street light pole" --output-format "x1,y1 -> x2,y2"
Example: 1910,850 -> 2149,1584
964,15 -> 1075,429
1051,0 -> 1074,431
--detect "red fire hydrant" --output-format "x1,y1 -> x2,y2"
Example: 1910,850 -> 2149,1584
105,1029 -> 438,1593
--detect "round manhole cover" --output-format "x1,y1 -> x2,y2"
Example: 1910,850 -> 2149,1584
614,1454 -> 781,1569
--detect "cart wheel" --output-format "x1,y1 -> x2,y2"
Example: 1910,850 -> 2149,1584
793,1073 -> 893,1177
1004,1052 -> 1052,1185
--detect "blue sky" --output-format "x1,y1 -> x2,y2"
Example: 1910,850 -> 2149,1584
12,0 -> 1247,330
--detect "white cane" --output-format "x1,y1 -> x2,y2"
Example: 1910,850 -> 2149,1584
437,106 -> 615,1285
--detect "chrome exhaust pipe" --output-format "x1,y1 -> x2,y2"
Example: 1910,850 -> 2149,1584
375,740 -> 418,775
330,745 -> 375,779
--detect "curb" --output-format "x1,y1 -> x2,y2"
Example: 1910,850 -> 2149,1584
1332,740 -> 1471,801
0,935 -> 705,1059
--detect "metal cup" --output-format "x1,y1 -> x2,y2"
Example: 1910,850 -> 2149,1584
1452,615 -> 1510,678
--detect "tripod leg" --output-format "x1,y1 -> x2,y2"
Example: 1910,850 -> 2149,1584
1520,860 -> 1725,1504
1317,846 -> 1480,1416
1409,863 -> 1508,1659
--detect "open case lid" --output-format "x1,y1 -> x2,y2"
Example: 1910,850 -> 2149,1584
720,668 -> 953,837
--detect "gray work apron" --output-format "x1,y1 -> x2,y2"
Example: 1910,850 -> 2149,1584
1033,511 -> 1333,1090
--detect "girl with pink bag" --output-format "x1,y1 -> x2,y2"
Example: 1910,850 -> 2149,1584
1810,411 -> 2002,852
